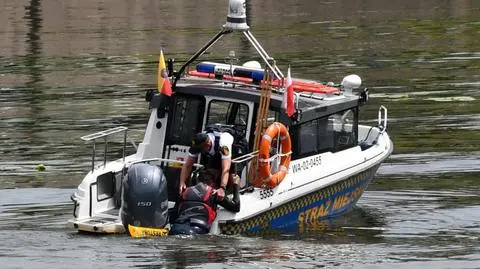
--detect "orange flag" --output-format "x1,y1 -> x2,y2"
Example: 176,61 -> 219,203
157,49 -> 172,96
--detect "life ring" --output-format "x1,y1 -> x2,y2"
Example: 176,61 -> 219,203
253,122 -> 292,188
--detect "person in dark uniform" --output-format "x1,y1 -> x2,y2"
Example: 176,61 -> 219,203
169,168 -> 240,235
179,130 -> 237,201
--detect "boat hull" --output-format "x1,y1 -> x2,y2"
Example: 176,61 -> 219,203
219,164 -> 379,235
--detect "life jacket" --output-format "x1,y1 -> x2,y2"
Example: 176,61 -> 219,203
199,134 -> 223,171
202,124 -> 250,173
175,182 -> 217,231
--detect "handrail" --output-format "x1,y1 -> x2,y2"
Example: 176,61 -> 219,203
127,157 -> 204,168
258,151 -> 292,163
232,150 -> 259,164
378,105 -> 388,133
81,126 -> 128,172
81,126 -> 127,141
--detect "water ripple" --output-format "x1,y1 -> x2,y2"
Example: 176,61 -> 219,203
379,152 -> 480,175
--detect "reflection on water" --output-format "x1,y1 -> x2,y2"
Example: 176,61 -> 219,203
0,0 -> 479,186
1,0 -> 480,268
0,188 -> 478,268
378,152 -> 480,175
24,0 -> 43,90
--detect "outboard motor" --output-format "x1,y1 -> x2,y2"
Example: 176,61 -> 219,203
121,163 -> 169,232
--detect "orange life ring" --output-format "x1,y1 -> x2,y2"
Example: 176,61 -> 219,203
253,122 -> 292,188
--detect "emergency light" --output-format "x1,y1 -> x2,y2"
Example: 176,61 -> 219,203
196,62 -> 265,83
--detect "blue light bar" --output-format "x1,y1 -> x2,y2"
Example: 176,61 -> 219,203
234,68 -> 264,82
195,61 -> 265,82
196,62 -> 215,73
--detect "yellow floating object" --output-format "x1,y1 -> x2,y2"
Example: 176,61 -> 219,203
36,164 -> 46,172
128,224 -> 169,238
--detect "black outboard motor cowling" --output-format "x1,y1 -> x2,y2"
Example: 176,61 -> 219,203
121,163 -> 169,230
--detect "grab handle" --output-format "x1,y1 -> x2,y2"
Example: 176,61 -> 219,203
378,105 -> 388,133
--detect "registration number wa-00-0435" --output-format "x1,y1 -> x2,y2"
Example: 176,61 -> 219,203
290,156 -> 322,173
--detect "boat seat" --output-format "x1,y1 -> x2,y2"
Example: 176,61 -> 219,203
333,131 -> 354,152
359,141 -> 374,151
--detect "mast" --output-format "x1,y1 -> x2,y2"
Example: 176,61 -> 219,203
172,0 -> 284,87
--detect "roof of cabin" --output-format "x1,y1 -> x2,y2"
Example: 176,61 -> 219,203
150,81 -> 361,124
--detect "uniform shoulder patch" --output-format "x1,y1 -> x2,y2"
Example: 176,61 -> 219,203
220,146 -> 229,156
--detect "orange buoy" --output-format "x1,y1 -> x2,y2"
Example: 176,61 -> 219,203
187,70 -> 215,79
253,122 -> 292,188
187,70 -> 253,83
187,70 -> 339,94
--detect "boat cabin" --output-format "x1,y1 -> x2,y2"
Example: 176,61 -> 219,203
147,79 -> 363,199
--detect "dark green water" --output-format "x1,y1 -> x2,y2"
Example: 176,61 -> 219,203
1,0 -> 480,268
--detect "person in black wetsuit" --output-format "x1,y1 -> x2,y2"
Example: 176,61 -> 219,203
169,168 -> 240,235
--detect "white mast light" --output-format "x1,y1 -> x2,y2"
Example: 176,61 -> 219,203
223,0 -> 249,31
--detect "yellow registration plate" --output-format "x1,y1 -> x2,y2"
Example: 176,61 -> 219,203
128,224 -> 169,237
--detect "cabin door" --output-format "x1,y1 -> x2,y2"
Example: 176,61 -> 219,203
202,97 -> 254,187
164,94 -> 206,200
164,94 -> 254,193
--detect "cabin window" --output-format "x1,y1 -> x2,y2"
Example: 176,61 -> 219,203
290,118 -> 329,158
247,108 -> 279,151
266,110 -> 279,125
290,108 -> 358,159
167,95 -> 205,145
206,100 -> 249,135
329,108 -> 358,152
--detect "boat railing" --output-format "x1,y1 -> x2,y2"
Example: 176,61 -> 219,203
126,157 -> 204,169
183,68 -> 341,102
359,105 -> 389,149
183,72 -> 287,94
232,151 -> 258,189
378,105 -> 388,133
232,148 -> 292,190
81,126 -> 128,172
232,150 -> 259,164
